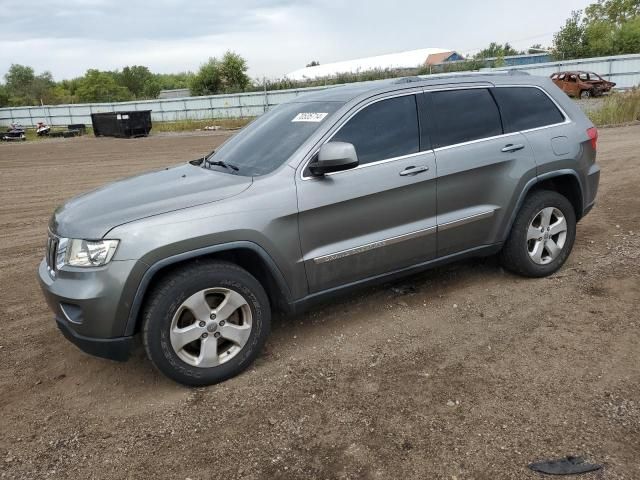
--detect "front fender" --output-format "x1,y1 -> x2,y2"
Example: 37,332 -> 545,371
122,241 -> 292,336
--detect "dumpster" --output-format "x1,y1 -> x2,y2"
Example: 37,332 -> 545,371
91,110 -> 152,138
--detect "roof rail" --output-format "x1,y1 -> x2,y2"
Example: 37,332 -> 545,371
393,76 -> 424,84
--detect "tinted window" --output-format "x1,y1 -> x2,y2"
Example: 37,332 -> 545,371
210,101 -> 342,176
430,89 -> 502,148
330,95 -> 419,165
492,87 -> 565,133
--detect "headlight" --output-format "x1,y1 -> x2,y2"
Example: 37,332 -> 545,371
56,238 -> 119,268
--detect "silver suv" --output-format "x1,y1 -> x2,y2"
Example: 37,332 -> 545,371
38,73 -> 600,386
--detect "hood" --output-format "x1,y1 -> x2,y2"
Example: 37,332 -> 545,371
50,163 -> 252,238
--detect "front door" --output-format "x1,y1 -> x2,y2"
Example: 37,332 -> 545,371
296,94 -> 437,293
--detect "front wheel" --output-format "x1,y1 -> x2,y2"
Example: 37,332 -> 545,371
580,89 -> 592,99
142,261 -> 271,386
500,190 -> 576,277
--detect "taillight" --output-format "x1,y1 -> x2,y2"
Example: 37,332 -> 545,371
587,127 -> 598,150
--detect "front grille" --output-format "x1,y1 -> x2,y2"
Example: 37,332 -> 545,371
46,232 -> 59,271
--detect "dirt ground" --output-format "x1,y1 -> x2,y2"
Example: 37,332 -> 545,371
1,127 -> 639,480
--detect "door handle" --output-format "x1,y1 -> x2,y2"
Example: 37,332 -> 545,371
399,165 -> 429,176
501,143 -> 525,153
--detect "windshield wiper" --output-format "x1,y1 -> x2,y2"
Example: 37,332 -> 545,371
203,158 -> 239,172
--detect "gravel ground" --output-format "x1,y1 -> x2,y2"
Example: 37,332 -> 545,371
0,126 -> 639,479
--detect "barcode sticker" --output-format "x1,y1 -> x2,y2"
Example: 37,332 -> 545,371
292,112 -> 328,123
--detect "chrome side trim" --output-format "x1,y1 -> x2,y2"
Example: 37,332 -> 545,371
432,131 -> 521,153
438,210 -> 496,232
312,226 -> 436,264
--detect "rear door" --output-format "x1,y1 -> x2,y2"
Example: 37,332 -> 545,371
491,85 -> 573,180
296,92 -> 438,293
424,87 -> 537,257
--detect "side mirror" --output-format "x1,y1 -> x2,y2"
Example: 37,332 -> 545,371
309,142 -> 359,176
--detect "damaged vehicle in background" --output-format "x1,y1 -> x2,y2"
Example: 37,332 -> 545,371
551,71 -> 616,98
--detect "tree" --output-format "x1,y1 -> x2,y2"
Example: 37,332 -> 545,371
585,0 -> 640,24
190,58 -> 223,96
142,78 -> 161,99
306,60 -> 320,67
157,72 -> 194,90
553,10 -> 587,59
219,51 -> 250,93
4,64 -> 36,105
474,42 -> 523,59
0,84 -> 8,107
614,14 -> 640,52
76,69 -> 132,102
3,64 -> 58,105
119,65 -> 154,98
553,1 -> 640,59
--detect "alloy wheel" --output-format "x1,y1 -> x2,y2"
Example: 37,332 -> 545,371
526,207 -> 568,265
169,287 -> 252,367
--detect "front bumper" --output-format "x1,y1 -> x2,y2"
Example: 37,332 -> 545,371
38,258 -> 142,361
56,316 -> 134,361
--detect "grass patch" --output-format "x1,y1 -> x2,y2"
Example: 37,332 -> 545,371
152,117 -> 253,133
588,88 -> 640,126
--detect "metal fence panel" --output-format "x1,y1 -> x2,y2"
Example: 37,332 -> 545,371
485,53 -> 640,89
1,54 -> 639,127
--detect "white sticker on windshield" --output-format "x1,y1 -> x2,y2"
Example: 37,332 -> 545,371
292,112 -> 328,123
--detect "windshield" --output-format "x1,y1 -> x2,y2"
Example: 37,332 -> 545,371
207,101 -> 343,176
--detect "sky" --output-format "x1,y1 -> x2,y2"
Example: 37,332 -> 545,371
0,0 -> 593,82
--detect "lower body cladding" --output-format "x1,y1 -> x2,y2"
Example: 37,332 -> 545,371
37,258 -> 142,361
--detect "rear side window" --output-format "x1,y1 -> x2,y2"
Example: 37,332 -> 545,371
430,88 -> 502,148
330,95 -> 419,165
492,87 -> 565,133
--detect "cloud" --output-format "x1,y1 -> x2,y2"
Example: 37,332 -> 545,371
0,0 -> 308,41
0,0 -> 592,80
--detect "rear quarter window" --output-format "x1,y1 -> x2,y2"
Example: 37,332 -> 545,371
492,87 -> 565,133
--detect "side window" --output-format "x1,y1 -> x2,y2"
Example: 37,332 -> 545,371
330,95 -> 419,165
579,73 -> 589,80
558,73 -> 566,80
430,88 -> 502,148
492,87 -> 565,133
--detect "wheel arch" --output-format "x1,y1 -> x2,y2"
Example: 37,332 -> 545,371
124,241 -> 292,336
503,170 -> 584,242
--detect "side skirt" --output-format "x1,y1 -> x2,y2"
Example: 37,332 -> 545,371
288,242 -> 503,314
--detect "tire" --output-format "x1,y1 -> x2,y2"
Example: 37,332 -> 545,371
142,260 -> 271,386
500,190 -> 576,277
580,90 -> 591,99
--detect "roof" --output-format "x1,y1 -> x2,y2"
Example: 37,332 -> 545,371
424,51 -> 457,65
293,71 -> 535,103
285,48 -> 452,81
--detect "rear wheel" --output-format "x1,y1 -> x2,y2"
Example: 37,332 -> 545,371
580,89 -> 592,99
142,261 -> 270,386
500,190 -> 576,277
